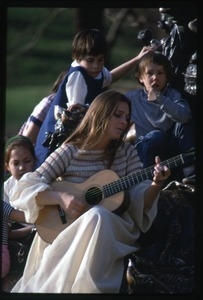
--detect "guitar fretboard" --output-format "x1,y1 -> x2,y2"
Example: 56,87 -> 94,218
103,152 -> 189,197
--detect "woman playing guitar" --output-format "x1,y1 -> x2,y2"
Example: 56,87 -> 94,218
9,89 -> 172,293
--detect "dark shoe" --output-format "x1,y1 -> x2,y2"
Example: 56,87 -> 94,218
182,173 -> 195,185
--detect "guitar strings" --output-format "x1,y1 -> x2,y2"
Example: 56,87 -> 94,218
84,151 -> 194,200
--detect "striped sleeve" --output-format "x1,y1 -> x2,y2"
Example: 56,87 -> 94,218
3,201 -> 14,220
35,144 -> 73,182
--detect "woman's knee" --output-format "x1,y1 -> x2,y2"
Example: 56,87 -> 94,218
87,206 -> 112,219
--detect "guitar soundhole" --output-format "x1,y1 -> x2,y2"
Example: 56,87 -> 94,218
85,187 -> 103,205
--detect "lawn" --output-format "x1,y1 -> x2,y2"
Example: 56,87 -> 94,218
5,85 -> 52,138
5,79 -> 139,139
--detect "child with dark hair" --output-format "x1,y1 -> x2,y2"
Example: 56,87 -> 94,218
126,51 -> 195,184
34,28 -> 151,167
4,135 -> 36,183
2,135 -> 36,277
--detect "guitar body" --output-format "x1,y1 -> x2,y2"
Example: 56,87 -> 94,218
35,170 -> 125,243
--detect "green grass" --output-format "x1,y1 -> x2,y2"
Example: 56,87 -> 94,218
5,79 -> 140,138
5,85 -> 51,137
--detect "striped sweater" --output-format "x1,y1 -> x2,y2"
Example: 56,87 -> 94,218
2,201 -> 14,245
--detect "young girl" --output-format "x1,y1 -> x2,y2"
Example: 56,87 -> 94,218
34,28 -> 151,167
2,135 -> 36,278
9,90 -> 170,293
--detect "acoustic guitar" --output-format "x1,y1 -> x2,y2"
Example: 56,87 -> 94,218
35,149 -> 195,243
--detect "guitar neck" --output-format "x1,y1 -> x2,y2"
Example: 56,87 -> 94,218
103,151 -> 194,198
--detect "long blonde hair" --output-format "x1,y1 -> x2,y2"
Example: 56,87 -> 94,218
64,89 -> 132,167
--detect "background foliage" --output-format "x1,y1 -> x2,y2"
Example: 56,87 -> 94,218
5,7 -> 166,137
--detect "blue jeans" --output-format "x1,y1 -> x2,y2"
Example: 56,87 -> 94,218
135,120 -> 195,168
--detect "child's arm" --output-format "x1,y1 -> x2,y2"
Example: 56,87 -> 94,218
4,201 -> 35,239
110,46 -> 151,83
20,122 -> 40,145
8,225 -> 34,240
9,207 -> 26,223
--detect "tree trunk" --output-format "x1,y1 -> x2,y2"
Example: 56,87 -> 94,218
75,8 -> 104,33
